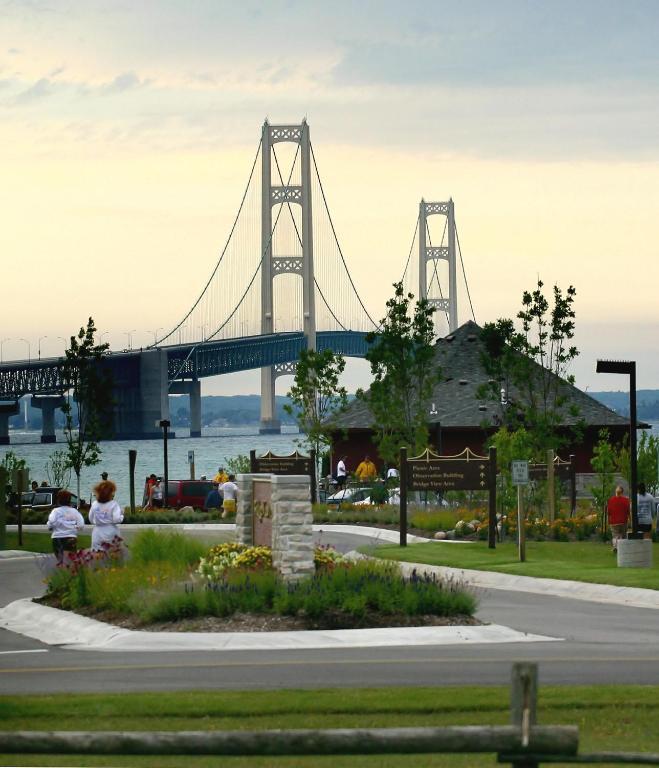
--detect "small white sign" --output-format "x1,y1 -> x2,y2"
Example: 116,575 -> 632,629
188,450 -> 195,464
511,460 -> 529,485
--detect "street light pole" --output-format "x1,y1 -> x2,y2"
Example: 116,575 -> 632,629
596,359 -> 639,537
38,336 -> 48,360
158,419 -> 171,507
0,338 -> 10,364
124,330 -> 136,351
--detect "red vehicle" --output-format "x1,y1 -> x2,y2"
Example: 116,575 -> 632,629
142,479 -> 215,510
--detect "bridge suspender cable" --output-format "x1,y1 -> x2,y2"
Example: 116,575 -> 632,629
166,143 -> 302,386
455,221 -> 476,323
400,216 -> 419,285
155,138 -> 263,348
310,143 -> 379,330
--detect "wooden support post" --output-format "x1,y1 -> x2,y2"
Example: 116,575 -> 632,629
310,449 -> 317,504
509,662 -> 538,768
546,449 -> 555,523
250,450 -> 257,474
0,467 -> 7,551
488,446 -> 497,549
129,450 -> 137,516
517,484 -> 525,563
569,454 -> 577,517
399,446 -> 407,547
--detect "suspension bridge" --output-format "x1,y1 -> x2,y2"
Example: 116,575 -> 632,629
0,121 -> 474,443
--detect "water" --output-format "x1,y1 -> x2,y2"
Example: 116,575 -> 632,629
1,427 -> 302,506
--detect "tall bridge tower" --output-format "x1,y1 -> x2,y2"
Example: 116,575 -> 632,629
260,120 -> 316,433
418,199 -> 458,333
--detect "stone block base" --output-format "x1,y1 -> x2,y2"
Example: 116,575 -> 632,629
40,435 -> 56,444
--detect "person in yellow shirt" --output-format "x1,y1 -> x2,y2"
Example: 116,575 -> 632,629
355,455 -> 377,482
213,466 -> 228,484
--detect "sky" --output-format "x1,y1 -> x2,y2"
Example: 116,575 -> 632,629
1,0 -> 658,396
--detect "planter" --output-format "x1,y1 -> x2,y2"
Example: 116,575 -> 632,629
617,538 -> 653,569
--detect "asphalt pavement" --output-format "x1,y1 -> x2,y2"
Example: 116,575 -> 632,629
1,528 -> 658,693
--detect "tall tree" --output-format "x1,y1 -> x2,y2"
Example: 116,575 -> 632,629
61,317 -> 113,501
284,348 -> 348,482
478,279 -> 581,459
359,282 -> 439,466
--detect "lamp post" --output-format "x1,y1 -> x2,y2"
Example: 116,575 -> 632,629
38,336 -> 48,360
56,336 -> 67,355
99,332 -> 110,347
124,331 -> 136,351
0,338 -> 10,364
18,338 -> 30,362
157,419 -> 171,508
596,359 -> 639,537
149,328 -> 164,346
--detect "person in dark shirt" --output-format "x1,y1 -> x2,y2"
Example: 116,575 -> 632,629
204,483 -> 222,512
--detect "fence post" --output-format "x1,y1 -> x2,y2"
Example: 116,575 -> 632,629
510,662 -> 538,767
399,446 -> 407,547
546,449 -> 555,522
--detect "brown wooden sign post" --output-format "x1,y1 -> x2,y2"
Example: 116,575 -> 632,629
250,449 -> 317,503
399,447 -> 497,549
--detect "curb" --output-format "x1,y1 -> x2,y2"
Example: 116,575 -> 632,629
0,599 -> 559,652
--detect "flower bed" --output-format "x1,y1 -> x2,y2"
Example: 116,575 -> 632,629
41,531 -> 476,630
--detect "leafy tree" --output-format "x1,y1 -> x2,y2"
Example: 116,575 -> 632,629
61,318 -> 113,501
224,454 -> 251,475
358,282 -> 439,466
590,429 -> 618,533
44,450 -> 72,488
478,279 -> 581,458
637,430 -> 659,496
0,452 -> 26,476
284,348 -> 348,486
490,426 -> 534,514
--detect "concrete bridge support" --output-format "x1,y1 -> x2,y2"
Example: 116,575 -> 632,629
0,401 -> 20,445
110,349 -> 171,440
169,379 -> 201,437
31,395 -> 66,443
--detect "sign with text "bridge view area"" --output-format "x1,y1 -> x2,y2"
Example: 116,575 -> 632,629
407,448 -> 490,492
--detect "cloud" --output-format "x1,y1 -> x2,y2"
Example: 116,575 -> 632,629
101,71 -> 146,94
12,76 -> 52,104
8,48 -> 21,55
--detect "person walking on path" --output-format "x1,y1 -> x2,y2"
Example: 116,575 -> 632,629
637,482 -> 654,539
336,456 -> 347,489
219,475 -> 238,518
47,490 -> 85,564
355,455 -> 377,483
606,485 -> 629,552
89,480 -> 124,551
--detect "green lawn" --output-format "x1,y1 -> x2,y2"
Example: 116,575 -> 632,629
2,532 -> 91,553
368,540 -> 659,589
0,685 -> 657,767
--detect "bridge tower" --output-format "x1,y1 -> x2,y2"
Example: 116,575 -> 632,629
259,120 -> 316,433
418,199 -> 458,333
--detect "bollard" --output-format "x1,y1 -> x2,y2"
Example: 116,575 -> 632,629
510,663 -> 538,767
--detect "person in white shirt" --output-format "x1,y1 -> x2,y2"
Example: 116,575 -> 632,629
47,490 -> 85,563
636,482 -> 655,540
386,466 -> 399,480
219,475 -> 239,518
89,480 -> 124,551
336,456 -> 347,489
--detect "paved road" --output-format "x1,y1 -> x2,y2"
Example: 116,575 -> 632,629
1,531 -> 658,693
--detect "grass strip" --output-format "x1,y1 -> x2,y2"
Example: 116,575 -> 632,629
368,540 -> 659,590
0,685 -> 657,767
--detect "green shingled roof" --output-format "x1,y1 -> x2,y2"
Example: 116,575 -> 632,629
333,320 -> 629,430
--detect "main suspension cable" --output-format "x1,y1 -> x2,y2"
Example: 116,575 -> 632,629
456,220 -> 476,322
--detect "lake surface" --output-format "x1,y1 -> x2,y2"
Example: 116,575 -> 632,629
1,427 -> 302,505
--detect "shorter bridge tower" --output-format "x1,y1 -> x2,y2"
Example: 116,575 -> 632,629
260,120 -> 316,433
418,199 -> 458,333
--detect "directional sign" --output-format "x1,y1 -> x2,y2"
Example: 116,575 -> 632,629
408,460 -> 489,491
251,450 -> 313,477
511,460 -> 529,485
187,450 -> 195,465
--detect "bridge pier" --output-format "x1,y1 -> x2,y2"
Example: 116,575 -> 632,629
0,401 -> 20,445
169,379 -> 202,437
111,349 -> 171,440
259,367 -> 281,434
31,395 -> 66,443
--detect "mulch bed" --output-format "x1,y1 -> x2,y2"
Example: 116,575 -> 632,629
35,596 -> 480,632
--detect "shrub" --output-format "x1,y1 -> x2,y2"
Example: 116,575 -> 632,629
130,529 -> 206,567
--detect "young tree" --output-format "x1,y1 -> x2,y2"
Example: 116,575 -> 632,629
479,279 -> 581,458
590,429 -> 619,533
44,450 -> 71,488
284,348 -> 348,473
359,282 -> 439,466
61,317 -> 113,501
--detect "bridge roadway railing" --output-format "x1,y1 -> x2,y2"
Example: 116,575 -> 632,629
166,330 -> 370,381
